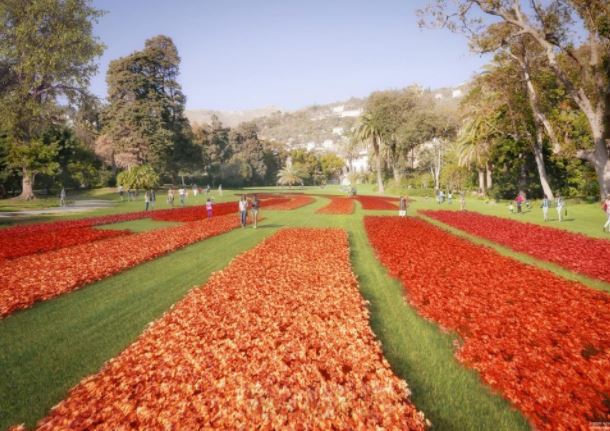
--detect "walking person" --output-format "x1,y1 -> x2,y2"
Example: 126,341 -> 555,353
556,194 -> 564,222
59,187 -> 66,207
239,195 -> 248,227
542,195 -> 550,221
167,187 -> 175,208
399,195 -> 407,217
251,194 -> 260,228
447,191 -> 453,204
179,187 -> 186,207
206,198 -> 213,218
460,191 -> 466,211
603,196 -> 610,232
118,185 -> 124,201
150,189 -> 156,209
218,184 -> 223,196
515,191 -> 524,214
144,190 -> 151,211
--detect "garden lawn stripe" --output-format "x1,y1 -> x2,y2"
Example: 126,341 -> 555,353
365,216 -> 610,430
423,210 -> 610,284
0,225 -> 277,430
0,215 -> 240,318
33,228 -> 425,430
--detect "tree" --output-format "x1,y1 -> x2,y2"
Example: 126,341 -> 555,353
277,163 -> 306,187
420,0 -> 610,198
103,35 -> 191,175
320,153 -> 345,181
0,0 -> 105,199
116,165 -> 159,190
355,113 -> 385,192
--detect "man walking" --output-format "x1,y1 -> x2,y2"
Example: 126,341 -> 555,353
251,194 -> 260,228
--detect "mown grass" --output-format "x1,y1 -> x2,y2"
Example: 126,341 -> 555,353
3,190 -> 605,430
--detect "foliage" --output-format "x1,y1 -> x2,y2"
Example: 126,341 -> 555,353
116,165 -> 159,190
102,35 -> 194,175
276,163 -> 306,186
0,0 -> 104,198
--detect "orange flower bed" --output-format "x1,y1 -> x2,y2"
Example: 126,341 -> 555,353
0,227 -> 131,261
264,195 -> 314,210
0,215 -> 240,318
31,229 -> 426,430
316,196 -> 354,214
365,216 -> 610,430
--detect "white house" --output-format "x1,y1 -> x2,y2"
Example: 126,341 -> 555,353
332,127 -> 344,136
322,139 -> 335,151
332,105 -> 345,114
341,109 -> 362,118
350,149 -> 369,173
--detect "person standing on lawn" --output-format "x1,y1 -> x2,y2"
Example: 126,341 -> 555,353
150,189 -> 156,209
460,191 -> 466,211
218,184 -> 223,196
144,190 -> 151,211
603,196 -> 610,232
59,187 -> 66,207
179,187 -> 186,207
239,195 -> 248,227
556,194 -> 564,222
542,195 -> 550,221
206,198 -> 213,218
251,194 -> 260,228
399,196 -> 407,217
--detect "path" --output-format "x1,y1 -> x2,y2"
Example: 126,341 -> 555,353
0,199 -> 115,218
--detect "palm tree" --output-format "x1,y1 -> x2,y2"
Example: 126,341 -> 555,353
276,164 -> 305,188
456,114 -> 498,196
355,113 -> 385,193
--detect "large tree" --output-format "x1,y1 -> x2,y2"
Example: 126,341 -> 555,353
421,0 -> 610,198
103,35 -> 191,175
0,0 -> 104,199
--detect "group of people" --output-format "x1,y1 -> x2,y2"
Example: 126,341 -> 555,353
238,194 -> 260,228
436,190 -> 467,210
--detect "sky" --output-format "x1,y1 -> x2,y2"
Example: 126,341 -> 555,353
90,0 -> 489,111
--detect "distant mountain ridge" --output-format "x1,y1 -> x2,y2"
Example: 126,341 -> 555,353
185,85 -> 465,153
185,106 -> 282,128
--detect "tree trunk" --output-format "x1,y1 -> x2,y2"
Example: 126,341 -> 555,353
392,165 -> 402,184
486,163 -> 493,189
375,137 -> 384,193
478,168 -> 486,195
18,169 -> 35,200
532,129 -> 555,199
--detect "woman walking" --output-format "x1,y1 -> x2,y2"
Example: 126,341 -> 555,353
542,195 -> 550,222
555,194 -> 564,222
603,196 -> 610,232
239,195 -> 248,228
144,190 -> 151,211
206,198 -> 213,218
251,195 -> 260,228
399,196 -> 407,217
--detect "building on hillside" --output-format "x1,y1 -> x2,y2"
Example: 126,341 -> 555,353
332,127 -> 344,135
341,109 -> 362,118
332,105 -> 344,114
349,149 -> 369,173
322,139 -> 335,151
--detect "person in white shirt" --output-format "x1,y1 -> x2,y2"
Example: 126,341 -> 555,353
239,195 -> 248,227
178,187 -> 186,207
603,197 -> 610,233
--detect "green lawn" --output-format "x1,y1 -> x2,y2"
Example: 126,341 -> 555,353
1,189 -> 607,429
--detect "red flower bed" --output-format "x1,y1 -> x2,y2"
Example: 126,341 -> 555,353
150,201 -> 239,222
31,228 -> 425,430
354,195 -> 399,210
0,227 -> 130,261
0,215 -> 240,318
365,216 -> 610,430
423,210 -> 610,283
317,196 -> 355,214
0,211 -> 151,237
264,195 -> 314,210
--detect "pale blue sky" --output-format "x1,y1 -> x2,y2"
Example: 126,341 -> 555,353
90,0 -> 489,111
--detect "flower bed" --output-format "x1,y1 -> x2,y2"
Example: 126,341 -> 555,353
30,228 -> 426,430
365,216 -> 610,430
264,195 -> 314,210
0,215 -> 240,318
354,195 -> 399,210
0,227 -> 131,261
423,210 -> 610,283
316,196 -> 355,214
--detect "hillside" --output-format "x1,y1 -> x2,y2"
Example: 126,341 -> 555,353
185,85 -> 465,154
